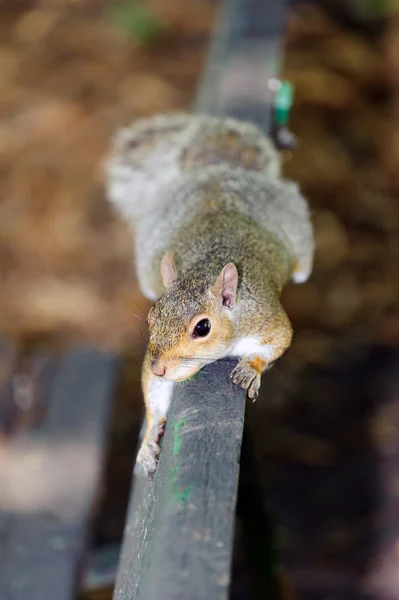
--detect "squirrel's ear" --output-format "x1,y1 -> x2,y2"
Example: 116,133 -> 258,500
161,252 -> 177,289
211,263 -> 238,309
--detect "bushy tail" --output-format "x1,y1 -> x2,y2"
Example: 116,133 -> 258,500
105,113 -> 193,223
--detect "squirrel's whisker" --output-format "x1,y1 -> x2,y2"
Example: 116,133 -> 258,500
179,357 -> 216,364
128,309 -> 144,321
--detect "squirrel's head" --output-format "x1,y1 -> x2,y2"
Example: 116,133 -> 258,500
147,253 -> 238,381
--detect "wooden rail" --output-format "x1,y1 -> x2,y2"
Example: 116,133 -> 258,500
0,343 -> 119,600
113,1 -> 289,599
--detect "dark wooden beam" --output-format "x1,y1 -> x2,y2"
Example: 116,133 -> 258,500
114,0 -> 289,599
0,347 -> 119,600
195,0 -> 288,129
115,361 -> 244,600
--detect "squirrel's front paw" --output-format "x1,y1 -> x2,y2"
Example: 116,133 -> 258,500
137,439 -> 160,479
136,420 -> 166,480
230,360 -> 261,401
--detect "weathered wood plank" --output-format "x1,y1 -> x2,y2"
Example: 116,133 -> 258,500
0,352 -> 56,439
195,0 -> 288,128
0,348 -> 119,600
114,360 -> 245,600
0,338 -> 19,438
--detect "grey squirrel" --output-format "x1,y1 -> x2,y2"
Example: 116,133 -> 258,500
106,113 -> 314,478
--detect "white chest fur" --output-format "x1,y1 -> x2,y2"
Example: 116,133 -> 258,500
147,377 -> 174,418
227,336 -> 275,362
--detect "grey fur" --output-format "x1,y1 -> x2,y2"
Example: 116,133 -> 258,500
105,113 -> 314,301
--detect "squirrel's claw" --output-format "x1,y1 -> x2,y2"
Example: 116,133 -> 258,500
136,421 -> 166,479
155,422 -> 166,442
230,360 -> 261,401
137,439 -> 160,479
248,383 -> 260,403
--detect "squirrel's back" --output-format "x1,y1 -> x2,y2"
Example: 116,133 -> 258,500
106,113 -> 280,219
105,113 -> 313,299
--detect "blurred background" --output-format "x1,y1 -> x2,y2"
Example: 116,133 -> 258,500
0,0 -> 399,599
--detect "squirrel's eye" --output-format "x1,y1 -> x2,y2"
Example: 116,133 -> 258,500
193,318 -> 211,338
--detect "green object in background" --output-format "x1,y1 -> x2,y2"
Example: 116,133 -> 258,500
110,1 -> 164,45
344,0 -> 388,18
274,80 -> 294,127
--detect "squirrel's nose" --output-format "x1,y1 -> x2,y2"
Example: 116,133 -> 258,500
150,358 -> 166,377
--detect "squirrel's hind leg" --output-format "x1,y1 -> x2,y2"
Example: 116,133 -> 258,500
136,352 -> 174,479
106,113 -> 194,222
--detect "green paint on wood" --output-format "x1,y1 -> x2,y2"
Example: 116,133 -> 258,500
173,417 -> 188,455
172,480 -> 194,503
169,417 -> 195,503
170,464 -> 195,504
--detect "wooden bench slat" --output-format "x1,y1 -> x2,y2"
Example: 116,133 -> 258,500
114,360 -> 245,600
0,339 -> 19,437
195,0 -> 289,129
0,347 -> 119,600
